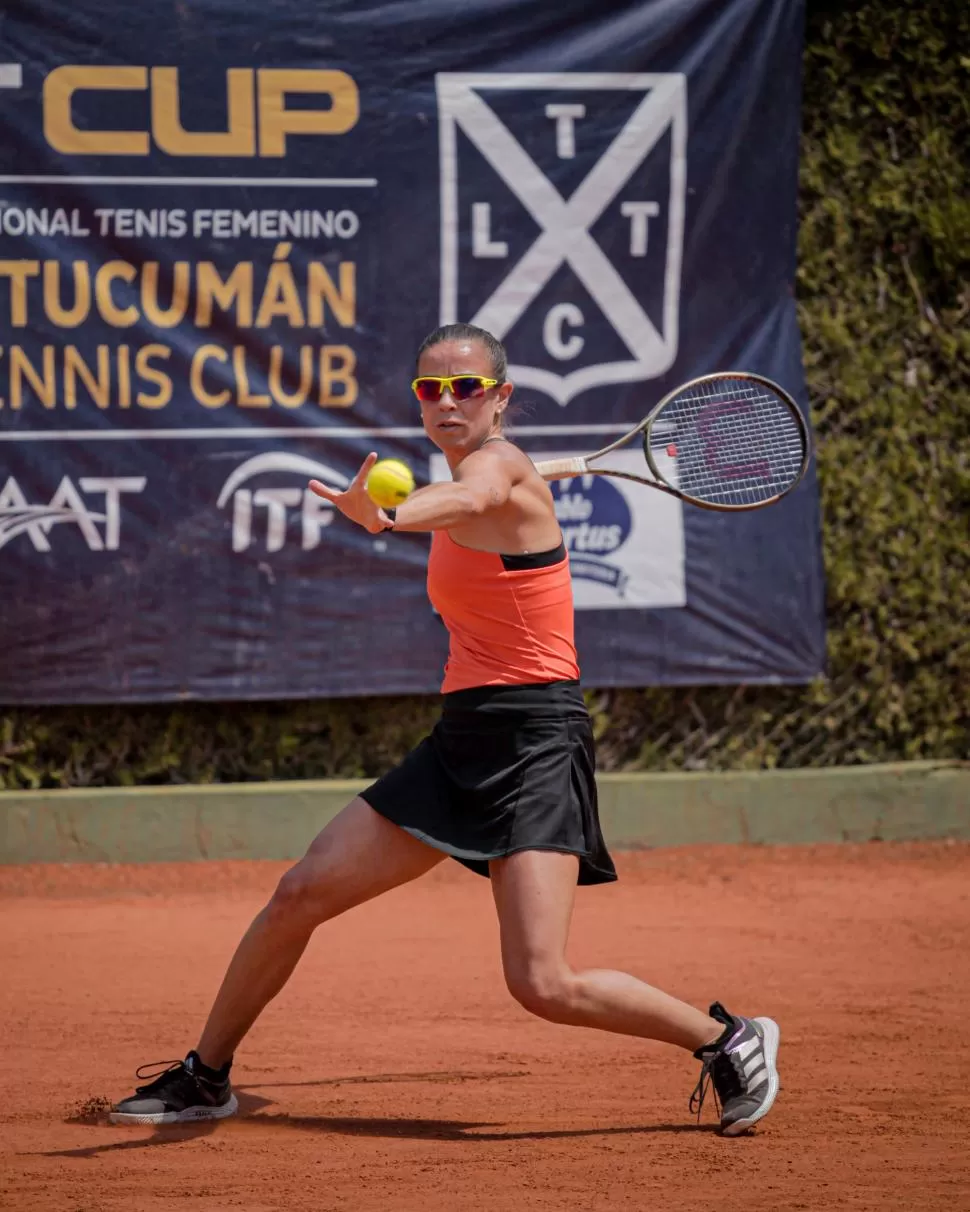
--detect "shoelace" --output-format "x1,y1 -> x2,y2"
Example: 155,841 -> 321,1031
134,1059 -> 186,1092
690,1054 -> 719,1122
689,1049 -> 743,1123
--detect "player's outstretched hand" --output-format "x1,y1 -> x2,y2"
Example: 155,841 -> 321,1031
309,452 -> 390,534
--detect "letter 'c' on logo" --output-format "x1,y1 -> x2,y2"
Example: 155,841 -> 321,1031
543,302 -> 585,361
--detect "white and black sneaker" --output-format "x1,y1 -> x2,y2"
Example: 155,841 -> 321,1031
110,1052 -> 238,1126
690,1002 -> 780,1136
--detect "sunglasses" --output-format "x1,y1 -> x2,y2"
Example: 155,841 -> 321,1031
411,375 -> 498,403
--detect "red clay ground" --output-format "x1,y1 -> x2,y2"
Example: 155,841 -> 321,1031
2,844 -> 969,1212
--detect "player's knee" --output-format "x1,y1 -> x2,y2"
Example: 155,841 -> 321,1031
266,861 -> 330,928
505,960 -> 575,1022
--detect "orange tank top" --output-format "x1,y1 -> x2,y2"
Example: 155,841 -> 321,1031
427,530 -> 579,694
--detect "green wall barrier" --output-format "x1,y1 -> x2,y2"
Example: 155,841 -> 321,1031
3,763 -> 966,864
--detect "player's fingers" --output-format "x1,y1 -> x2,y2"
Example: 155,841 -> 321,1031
308,479 -> 340,502
349,451 -> 379,487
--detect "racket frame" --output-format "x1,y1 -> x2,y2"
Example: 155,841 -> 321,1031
534,371 -> 812,512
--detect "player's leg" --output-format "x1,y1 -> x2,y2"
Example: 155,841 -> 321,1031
196,798 -> 444,1066
490,849 -> 720,1047
490,849 -> 780,1134
110,799 -> 443,1125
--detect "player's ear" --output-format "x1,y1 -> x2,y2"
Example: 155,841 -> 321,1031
498,380 -> 514,403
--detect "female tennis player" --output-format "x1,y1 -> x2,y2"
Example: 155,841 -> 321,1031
111,323 -> 780,1135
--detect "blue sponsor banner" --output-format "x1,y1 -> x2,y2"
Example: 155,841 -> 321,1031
0,0 -> 824,703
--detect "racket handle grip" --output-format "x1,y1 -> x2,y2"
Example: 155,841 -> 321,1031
533,456 -> 589,480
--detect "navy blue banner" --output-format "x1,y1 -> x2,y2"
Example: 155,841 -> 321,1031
0,0 -> 824,702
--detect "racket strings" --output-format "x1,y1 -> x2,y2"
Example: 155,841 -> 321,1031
655,378 -> 806,507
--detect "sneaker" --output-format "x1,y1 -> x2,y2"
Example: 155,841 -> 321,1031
690,1002 -> 780,1136
110,1052 -> 238,1126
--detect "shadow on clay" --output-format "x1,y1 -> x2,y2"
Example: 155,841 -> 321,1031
224,1112 -> 721,1143
35,1072 -> 721,1158
238,1068 -> 532,1090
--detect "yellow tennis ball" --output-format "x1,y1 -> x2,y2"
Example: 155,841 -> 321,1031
366,458 -> 415,509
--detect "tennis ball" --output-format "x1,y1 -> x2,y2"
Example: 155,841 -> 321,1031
366,458 -> 415,509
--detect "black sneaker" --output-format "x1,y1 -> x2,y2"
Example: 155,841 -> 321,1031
690,1002 -> 780,1136
110,1052 -> 238,1126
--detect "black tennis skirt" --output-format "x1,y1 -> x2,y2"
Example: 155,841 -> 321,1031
361,679 -> 617,886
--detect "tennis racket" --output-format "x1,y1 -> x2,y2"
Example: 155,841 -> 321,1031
533,372 -> 811,512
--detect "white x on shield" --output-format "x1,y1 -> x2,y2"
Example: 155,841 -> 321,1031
436,73 -> 687,405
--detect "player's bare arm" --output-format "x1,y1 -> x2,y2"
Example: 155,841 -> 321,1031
310,444 -> 520,534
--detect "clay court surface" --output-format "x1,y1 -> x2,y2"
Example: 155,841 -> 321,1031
2,843 -> 969,1211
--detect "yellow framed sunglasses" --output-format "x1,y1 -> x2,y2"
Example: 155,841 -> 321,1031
411,374 -> 498,403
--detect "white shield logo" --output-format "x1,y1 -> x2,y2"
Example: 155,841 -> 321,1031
436,72 -> 687,406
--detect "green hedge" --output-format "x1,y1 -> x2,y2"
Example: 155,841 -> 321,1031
1,0 -> 967,788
